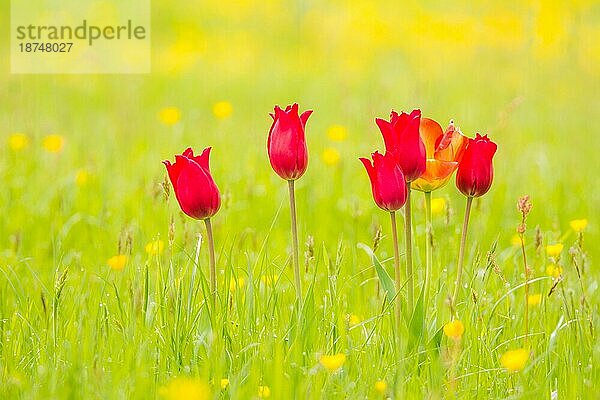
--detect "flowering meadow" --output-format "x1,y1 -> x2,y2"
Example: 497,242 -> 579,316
1,1 -> 599,399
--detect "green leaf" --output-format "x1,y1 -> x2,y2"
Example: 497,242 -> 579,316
408,284 -> 425,350
358,243 -> 395,303
426,326 -> 443,353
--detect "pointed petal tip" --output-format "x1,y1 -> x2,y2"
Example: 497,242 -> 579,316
300,109 -> 313,126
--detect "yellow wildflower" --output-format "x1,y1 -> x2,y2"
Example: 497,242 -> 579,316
546,243 -> 563,258
327,124 -> 348,142
220,378 -> 229,390
258,385 -> 271,398
229,278 -> 245,293
319,353 -> 346,372
322,148 -> 341,166
443,320 -> 465,339
158,107 -> 182,126
159,376 -> 210,400
43,134 -> 64,153
347,314 -> 361,327
500,348 -> 529,372
213,101 -> 233,120
75,169 -> 91,187
261,275 -> 276,286
374,379 -> 387,394
511,234 -> 522,247
570,219 -> 588,233
546,264 -> 563,278
430,197 -> 446,215
528,293 -> 542,306
146,240 -> 165,255
8,133 -> 30,151
107,255 -> 127,271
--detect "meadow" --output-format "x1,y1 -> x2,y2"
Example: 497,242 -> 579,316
0,1 -> 599,398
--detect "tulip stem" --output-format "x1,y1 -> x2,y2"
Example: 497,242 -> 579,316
288,180 -> 302,304
390,211 -> 402,333
404,182 -> 414,312
204,218 -> 217,309
452,196 -> 473,315
424,191 -> 433,316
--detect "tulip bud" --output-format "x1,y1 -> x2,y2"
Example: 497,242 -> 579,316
359,151 -> 407,212
267,103 -> 313,180
375,109 -> 426,182
456,134 -> 498,197
163,147 -> 221,220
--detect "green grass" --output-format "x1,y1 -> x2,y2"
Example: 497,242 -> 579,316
1,1 -> 599,399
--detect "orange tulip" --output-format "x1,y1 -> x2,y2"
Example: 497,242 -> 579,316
411,118 -> 468,192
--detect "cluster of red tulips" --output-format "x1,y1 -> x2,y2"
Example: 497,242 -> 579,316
162,103 -> 497,325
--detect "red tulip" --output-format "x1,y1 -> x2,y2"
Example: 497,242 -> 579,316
456,133 -> 498,197
376,109 -> 426,182
267,103 -> 313,180
360,151 -> 407,212
163,147 -> 221,220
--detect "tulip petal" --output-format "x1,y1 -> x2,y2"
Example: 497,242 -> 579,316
375,118 -> 394,150
359,157 -> 375,180
300,110 -> 313,128
411,160 -> 458,192
435,124 -> 468,162
191,147 -> 211,172
419,118 -> 443,158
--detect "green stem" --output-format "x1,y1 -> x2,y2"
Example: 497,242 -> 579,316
404,182 -> 414,311
519,233 -> 529,346
452,196 -> 473,315
204,218 -> 217,310
187,233 -> 202,317
390,211 -> 402,333
288,180 -> 302,303
424,191 -> 433,315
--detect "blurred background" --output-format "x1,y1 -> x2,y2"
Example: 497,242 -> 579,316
1,1 -> 599,398
0,0 -> 598,280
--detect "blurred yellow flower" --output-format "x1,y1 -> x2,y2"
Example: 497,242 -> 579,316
430,197 -> 446,215
528,293 -> 542,307
511,234 -> 522,247
327,124 -> 348,142
213,101 -> 233,120
569,219 -> 588,233
261,275 -> 276,286
220,378 -> 229,390
347,314 -> 361,327
322,148 -> 341,166
107,255 -> 127,271
146,240 -> 165,255
158,107 -> 182,126
443,320 -> 465,339
258,385 -> 271,398
8,133 -> 30,151
159,377 -> 210,400
229,278 -> 245,293
319,353 -> 346,372
43,134 -> 64,153
75,169 -> 91,187
374,379 -> 387,394
546,264 -> 563,278
500,348 -> 529,372
546,243 -> 563,257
